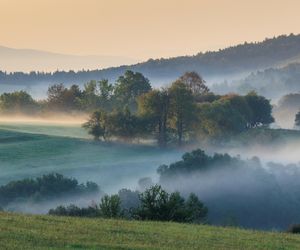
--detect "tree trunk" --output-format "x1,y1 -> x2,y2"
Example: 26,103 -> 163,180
177,120 -> 183,146
158,120 -> 164,148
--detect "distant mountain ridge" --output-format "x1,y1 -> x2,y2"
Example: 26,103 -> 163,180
0,46 -> 138,72
214,62 -> 300,99
1,34 -> 300,88
128,33 -> 300,83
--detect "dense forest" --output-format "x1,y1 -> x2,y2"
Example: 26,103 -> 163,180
1,34 -> 300,87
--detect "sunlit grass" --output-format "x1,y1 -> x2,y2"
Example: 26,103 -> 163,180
0,212 -> 299,250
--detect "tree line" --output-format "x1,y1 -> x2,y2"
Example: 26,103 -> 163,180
0,174 -> 99,208
82,71 -> 274,147
0,70 -> 151,114
1,34 -> 300,87
0,171 -> 208,224
40,147 -> 300,229
0,70 -> 274,146
49,184 -> 208,224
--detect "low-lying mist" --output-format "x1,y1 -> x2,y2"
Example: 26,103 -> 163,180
0,113 -> 88,125
157,150 -> 300,230
4,192 -> 101,215
0,114 -> 90,139
219,139 -> 300,165
1,120 -> 300,230
4,145 -> 300,231
0,122 -> 182,213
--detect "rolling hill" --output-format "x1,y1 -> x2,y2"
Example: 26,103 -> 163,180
212,62 -> 300,100
1,34 -> 300,89
0,123 -> 180,210
0,212 -> 299,250
0,46 -> 138,72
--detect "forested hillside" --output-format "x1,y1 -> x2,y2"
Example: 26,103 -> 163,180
213,63 -> 300,99
1,34 -> 300,87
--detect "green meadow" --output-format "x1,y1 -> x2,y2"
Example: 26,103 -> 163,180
0,122 -> 180,192
1,212 -> 300,250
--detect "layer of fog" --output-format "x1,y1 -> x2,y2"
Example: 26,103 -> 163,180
0,115 -> 90,139
160,159 -> 300,230
5,192 -> 101,215
272,97 -> 300,129
273,112 -> 297,129
1,120 -> 300,230
0,114 -> 87,125
0,121 -> 182,214
7,139 -> 300,230
215,140 -> 300,165
0,82 -> 50,99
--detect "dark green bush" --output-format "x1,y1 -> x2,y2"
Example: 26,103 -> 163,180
0,173 -> 100,207
287,224 -> 300,234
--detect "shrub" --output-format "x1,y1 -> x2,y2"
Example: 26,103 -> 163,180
134,185 -> 207,223
287,224 -> 300,234
99,194 -> 122,218
0,174 -> 100,207
49,204 -> 100,217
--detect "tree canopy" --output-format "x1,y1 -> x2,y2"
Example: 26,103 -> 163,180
0,70 -> 275,147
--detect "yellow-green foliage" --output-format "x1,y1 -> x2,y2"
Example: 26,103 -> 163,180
0,212 -> 300,250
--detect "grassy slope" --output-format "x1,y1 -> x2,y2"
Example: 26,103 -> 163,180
0,125 -> 180,191
0,122 -> 89,139
0,212 -> 300,250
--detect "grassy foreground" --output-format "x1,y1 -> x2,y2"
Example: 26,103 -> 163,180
0,213 -> 300,250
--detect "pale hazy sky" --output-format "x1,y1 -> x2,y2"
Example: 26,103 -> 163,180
1,0 -> 300,60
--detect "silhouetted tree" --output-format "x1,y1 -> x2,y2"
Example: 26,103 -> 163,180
0,91 -> 39,114
106,107 -> 146,142
98,79 -> 114,110
99,194 -> 122,218
169,80 -> 196,145
81,80 -> 100,110
115,70 -> 152,111
245,91 -> 274,128
134,185 -> 207,223
185,193 -> 208,223
47,84 -> 82,111
138,89 -> 169,147
82,110 -> 108,140
179,71 -> 209,95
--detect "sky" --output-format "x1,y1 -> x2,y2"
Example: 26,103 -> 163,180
1,0 -> 300,61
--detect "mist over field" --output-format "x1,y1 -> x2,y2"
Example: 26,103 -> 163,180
3,1 -> 300,249
159,158 -> 300,229
0,65 -> 299,231
0,121 -> 183,211
0,123 -> 180,184
0,35 -> 300,232
0,116 -> 299,230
